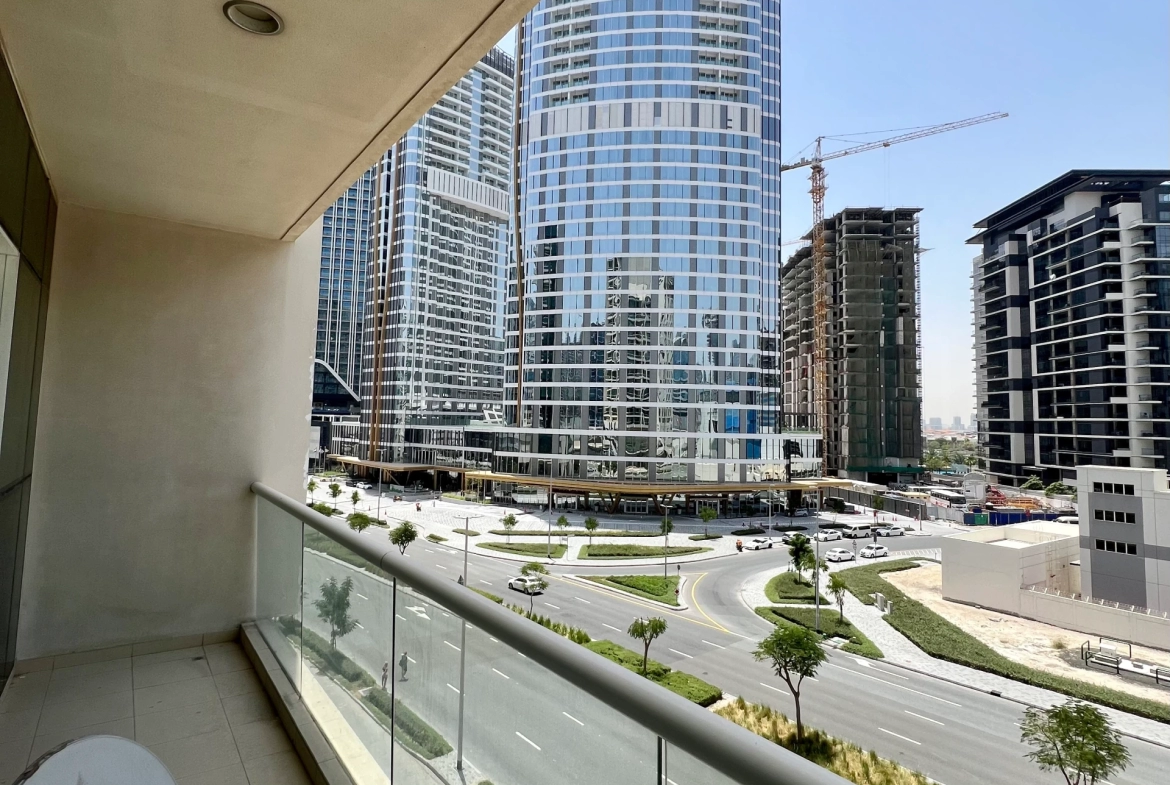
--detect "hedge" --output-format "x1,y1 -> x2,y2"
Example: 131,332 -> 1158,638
364,689 -> 453,759
835,561 -> 1170,722
578,544 -> 710,559
755,606 -> 883,659
688,533 -> 722,541
730,527 -> 766,536
451,528 -> 480,536
471,587 -> 503,603
584,640 -> 722,706
488,529 -> 659,538
505,604 -> 591,644
426,533 -> 448,543
764,572 -> 827,605
581,575 -> 680,605
477,542 -> 567,558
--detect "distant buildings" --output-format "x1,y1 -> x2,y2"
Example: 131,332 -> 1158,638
951,416 -> 964,430
782,207 -> 924,483
971,169 -> 1170,486
928,417 -> 943,430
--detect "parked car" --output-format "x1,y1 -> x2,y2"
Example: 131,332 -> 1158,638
743,537 -> 774,551
507,576 -> 544,595
875,526 -> 905,537
825,547 -> 855,563
356,482 -> 373,490
814,530 -> 842,542
859,544 -> 889,559
792,508 -> 811,517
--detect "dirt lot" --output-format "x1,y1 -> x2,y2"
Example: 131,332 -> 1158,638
885,563 -> 1170,705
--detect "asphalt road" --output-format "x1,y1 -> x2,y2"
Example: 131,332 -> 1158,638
307,530 -> 1170,785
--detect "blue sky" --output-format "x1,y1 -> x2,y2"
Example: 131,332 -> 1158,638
779,0 -> 1169,422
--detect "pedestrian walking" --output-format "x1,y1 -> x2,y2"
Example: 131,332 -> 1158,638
399,651 -> 409,681
381,661 -> 389,690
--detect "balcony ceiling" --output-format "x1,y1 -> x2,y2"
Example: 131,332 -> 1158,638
0,0 -> 529,239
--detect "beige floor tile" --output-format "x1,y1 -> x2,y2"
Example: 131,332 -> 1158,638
35,689 -> 134,735
0,737 -> 33,785
134,698 -> 229,747
201,629 -> 239,646
133,634 -> 204,657
147,728 -> 242,780
0,671 -> 50,714
175,762 -> 250,785
26,717 -> 136,762
134,676 -> 220,716
44,666 -> 133,705
52,645 -> 132,669
241,750 -> 311,785
11,657 -> 53,676
48,656 -> 130,682
205,644 -> 251,676
133,656 -> 212,689
132,646 -> 205,667
221,690 -> 275,728
0,707 -> 40,742
231,717 -> 292,761
213,668 -> 262,699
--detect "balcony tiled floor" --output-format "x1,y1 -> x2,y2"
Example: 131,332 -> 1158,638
0,640 -> 311,785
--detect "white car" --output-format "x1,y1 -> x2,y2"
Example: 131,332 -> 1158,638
507,576 -> 544,595
355,482 -> 373,490
859,544 -> 889,559
875,526 -> 904,537
814,530 -> 842,542
825,547 -> 855,562
743,537 -> 774,551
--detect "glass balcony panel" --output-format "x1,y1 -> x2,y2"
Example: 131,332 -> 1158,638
665,740 -> 741,784
255,496 -> 304,691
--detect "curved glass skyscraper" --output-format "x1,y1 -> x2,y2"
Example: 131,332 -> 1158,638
500,0 -> 800,485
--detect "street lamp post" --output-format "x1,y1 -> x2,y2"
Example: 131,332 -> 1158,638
814,534 -> 821,633
452,512 -> 479,773
546,482 -> 553,559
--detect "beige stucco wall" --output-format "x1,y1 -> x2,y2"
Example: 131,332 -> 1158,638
17,204 -> 319,658
1019,590 -> 1170,651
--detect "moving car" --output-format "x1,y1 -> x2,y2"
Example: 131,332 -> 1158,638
875,526 -> 905,537
356,482 -> 373,490
843,523 -> 872,539
859,544 -> 889,559
792,508 -> 811,517
743,537 -> 774,551
814,530 -> 842,542
508,576 -> 544,595
825,547 -> 855,563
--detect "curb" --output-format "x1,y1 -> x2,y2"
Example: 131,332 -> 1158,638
562,573 -> 690,611
439,541 -> 740,567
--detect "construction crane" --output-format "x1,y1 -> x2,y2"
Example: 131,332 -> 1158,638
779,111 -> 1007,471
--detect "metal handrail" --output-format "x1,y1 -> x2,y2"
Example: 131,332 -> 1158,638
252,483 -> 842,785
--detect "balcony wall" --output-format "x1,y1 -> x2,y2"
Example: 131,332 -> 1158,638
17,205 -> 320,659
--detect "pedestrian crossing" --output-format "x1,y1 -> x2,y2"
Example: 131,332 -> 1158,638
889,547 -> 941,561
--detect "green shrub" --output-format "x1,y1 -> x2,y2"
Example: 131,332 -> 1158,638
426,533 -> 448,543
655,670 -> 723,707
364,689 -> 452,759
764,572 -> 827,604
581,575 -> 680,605
478,542 -> 567,558
579,544 -> 710,559
451,528 -> 480,536
730,527 -> 766,536
755,606 -> 883,659
584,640 -> 721,706
688,532 -> 722,541
836,561 -> 1170,722
311,502 -> 339,517
486,529 -> 659,538
471,587 -> 503,603
505,603 -> 591,643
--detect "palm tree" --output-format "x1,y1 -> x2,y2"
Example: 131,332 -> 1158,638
828,572 -> 847,626
307,478 -> 318,502
788,534 -> 812,584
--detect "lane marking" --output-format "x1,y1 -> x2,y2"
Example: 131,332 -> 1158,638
444,641 -> 461,652
395,614 -> 407,622
489,637 -> 499,643
479,580 -> 493,586
904,710 -> 944,726
354,592 -> 369,600
668,648 -> 693,659
562,711 -> 584,726
688,572 -> 732,634
701,640 -> 725,649
407,656 -> 417,664
827,663 -> 961,707
436,564 -> 448,570
760,682 -> 789,695
852,658 -> 908,679
549,573 -> 735,635
492,668 -> 510,680
574,596 -> 592,604
879,728 -> 920,745
447,683 -> 460,694
544,602 -> 561,610
424,548 -> 435,553
515,731 -> 541,751
355,623 -> 365,630
603,623 -> 622,632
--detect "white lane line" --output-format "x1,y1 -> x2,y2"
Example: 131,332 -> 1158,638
701,640 -> 725,649
355,623 -> 365,629
603,623 -> 621,632
492,668 -> 510,680
760,682 -> 789,695
574,596 -> 592,604
853,657 -> 908,680
489,637 -> 499,643
444,640 -> 461,652
515,731 -> 541,751
545,602 -> 561,610
878,727 -> 921,745
826,663 -> 961,707
904,710 -> 944,726
562,711 -> 584,726
402,554 -> 411,558
395,614 -> 407,622
447,683 -> 460,694
424,548 -> 435,553
354,592 -> 369,600
436,564 -> 448,570
479,580 -> 493,586
668,648 -> 693,659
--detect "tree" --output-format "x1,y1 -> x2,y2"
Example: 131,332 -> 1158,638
924,454 -> 949,472
660,516 -> 673,577
1020,700 -> 1130,785
347,512 -> 372,533
699,505 -> 717,537
871,494 -> 885,513
328,482 -> 343,503
556,514 -> 569,534
519,562 -> 549,613
1045,481 -> 1075,498
351,490 -> 361,509
788,534 -> 812,584
1021,475 -> 1044,490
389,521 -> 418,555
753,625 -> 826,741
583,516 -> 599,546
307,478 -> 318,502
627,616 -> 668,676
502,513 -> 518,544
313,577 -> 358,649
828,572 -> 847,625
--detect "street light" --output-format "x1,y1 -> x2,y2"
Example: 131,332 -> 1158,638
814,533 -> 821,633
451,512 -> 479,774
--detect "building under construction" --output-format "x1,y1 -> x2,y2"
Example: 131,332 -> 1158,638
781,207 -> 924,483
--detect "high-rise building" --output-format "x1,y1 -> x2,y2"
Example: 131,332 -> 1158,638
971,170 -> 1170,486
952,416 -> 964,430
928,417 -> 943,430
332,49 -> 514,468
782,208 -> 924,483
496,0 -> 806,487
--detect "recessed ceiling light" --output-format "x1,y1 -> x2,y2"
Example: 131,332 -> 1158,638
223,2 -> 283,36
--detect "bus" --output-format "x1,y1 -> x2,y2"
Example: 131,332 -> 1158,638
929,489 -> 967,509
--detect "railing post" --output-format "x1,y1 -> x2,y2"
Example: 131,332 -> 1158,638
390,577 -> 397,781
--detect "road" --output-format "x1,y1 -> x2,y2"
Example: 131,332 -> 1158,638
305,529 -> 1170,785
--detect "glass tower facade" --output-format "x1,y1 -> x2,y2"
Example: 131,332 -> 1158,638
501,0 -> 792,484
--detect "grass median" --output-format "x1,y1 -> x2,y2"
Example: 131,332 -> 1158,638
764,571 -> 827,604
835,560 -> 1170,723
755,606 -> 883,659
581,574 -> 681,605
477,542 -> 567,558
578,544 -> 711,559
488,529 -> 659,537
585,640 -> 722,706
